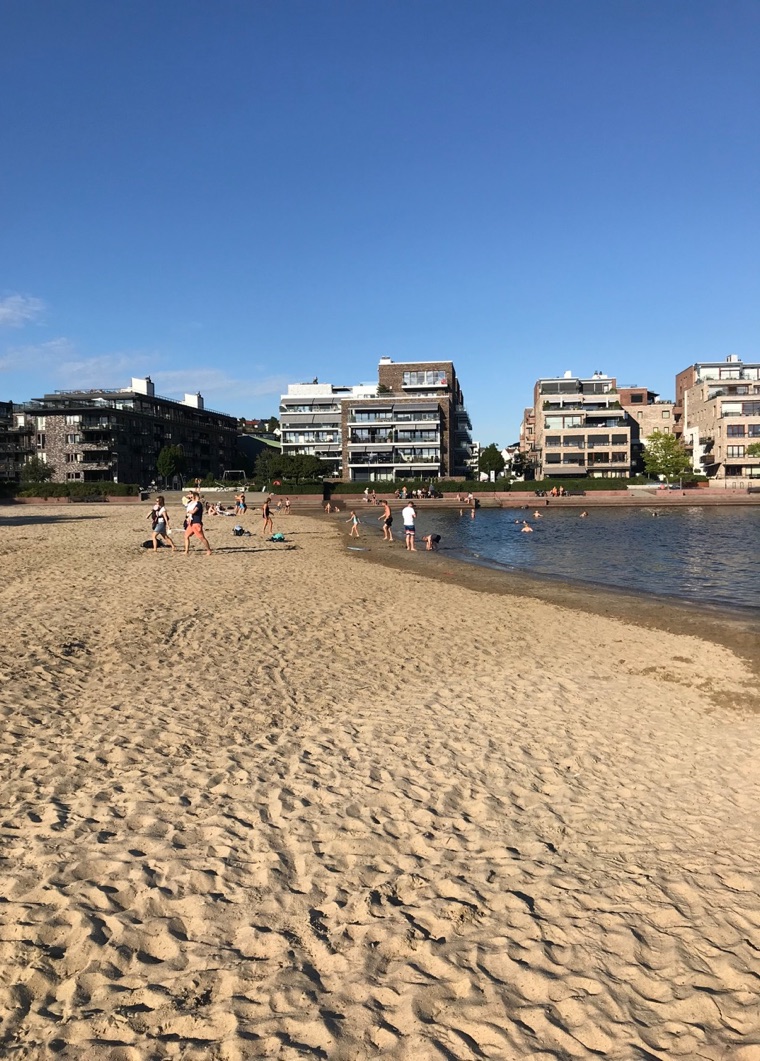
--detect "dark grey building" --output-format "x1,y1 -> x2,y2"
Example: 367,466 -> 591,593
20,377 -> 238,485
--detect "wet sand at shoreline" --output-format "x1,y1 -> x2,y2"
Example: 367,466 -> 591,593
1,504 -> 759,1059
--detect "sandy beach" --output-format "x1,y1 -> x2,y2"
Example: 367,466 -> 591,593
1,502 -> 759,1060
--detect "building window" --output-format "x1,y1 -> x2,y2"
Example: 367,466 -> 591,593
65,415 -> 82,426
727,424 -> 746,437
748,425 -> 760,438
36,433 -> 46,449
402,370 -> 448,387
36,417 -> 46,429
661,410 -> 670,418
629,394 -> 644,403
65,471 -> 83,480
727,446 -> 745,458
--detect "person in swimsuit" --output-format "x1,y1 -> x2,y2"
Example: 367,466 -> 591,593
262,497 -> 274,537
378,500 -> 394,542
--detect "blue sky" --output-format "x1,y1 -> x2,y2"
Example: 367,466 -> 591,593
2,0 -> 758,444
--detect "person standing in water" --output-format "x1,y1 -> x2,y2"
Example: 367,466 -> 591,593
378,499 -> 394,542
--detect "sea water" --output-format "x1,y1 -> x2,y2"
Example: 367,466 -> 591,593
414,505 -> 760,612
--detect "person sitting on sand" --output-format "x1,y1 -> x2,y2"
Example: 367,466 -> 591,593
423,533 -> 441,551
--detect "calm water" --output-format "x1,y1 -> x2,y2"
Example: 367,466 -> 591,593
412,506 -> 760,612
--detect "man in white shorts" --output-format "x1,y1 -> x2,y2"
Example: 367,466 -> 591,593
401,501 -> 417,552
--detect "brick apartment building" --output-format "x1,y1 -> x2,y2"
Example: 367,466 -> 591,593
676,356 -> 760,482
16,377 -> 239,485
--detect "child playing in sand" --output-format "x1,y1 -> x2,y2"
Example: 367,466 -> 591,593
346,511 -> 360,538
422,533 -> 441,551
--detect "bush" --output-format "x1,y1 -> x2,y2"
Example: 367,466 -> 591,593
16,481 -> 140,498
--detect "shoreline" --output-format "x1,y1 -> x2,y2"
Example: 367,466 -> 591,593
325,514 -> 760,694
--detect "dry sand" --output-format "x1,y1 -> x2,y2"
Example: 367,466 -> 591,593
1,502 -> 759,1061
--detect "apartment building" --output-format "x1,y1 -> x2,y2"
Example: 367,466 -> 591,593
279,382 -> 375,478
279,358 -> 473,482
18,377 -> 238,485
676,356 -> 760,481
618,387 -> 676,473
530,372 -> 633,479
0,401 -> 35,482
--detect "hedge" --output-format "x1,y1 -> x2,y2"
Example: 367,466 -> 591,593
15,481 -> 140,498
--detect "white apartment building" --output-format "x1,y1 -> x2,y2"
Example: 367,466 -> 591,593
279,382 -> 375,478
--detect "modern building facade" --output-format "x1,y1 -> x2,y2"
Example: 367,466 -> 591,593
279,382 -> 375,478
0,401 -> 35,482
676,356 -> 760,482
280,359 -> 473,482
618,387 -> 676,474
17,377 -> 238,485
529,372 -> 633,479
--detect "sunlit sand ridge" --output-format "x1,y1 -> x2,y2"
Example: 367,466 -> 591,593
1,504 -> 759,1060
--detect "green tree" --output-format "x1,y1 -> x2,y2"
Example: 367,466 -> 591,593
21,456 -> 55,483
156,445 -> 185,484
289,454 -> 324,483
747,442 -> 760,457
254,448 -> 286,483
265,416 -> 280,434
643,431 -> 692,483
478,443 -> 506,479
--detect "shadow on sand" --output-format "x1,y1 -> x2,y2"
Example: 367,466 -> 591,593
0,513 -> 107,528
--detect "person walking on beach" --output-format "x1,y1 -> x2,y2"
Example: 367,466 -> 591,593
284,497 -> 291,514
184,492 -> 212,555
379,500 -> 394,542
402,500 -> 417,551
262,497 -> 274,537
346,510 -> 360,538
147,495 -> 176,552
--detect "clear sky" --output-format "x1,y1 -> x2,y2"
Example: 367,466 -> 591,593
2,0 -> 758,445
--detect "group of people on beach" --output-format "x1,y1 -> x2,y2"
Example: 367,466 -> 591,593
145,491 -> 295,555
340,498 -> 440,551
